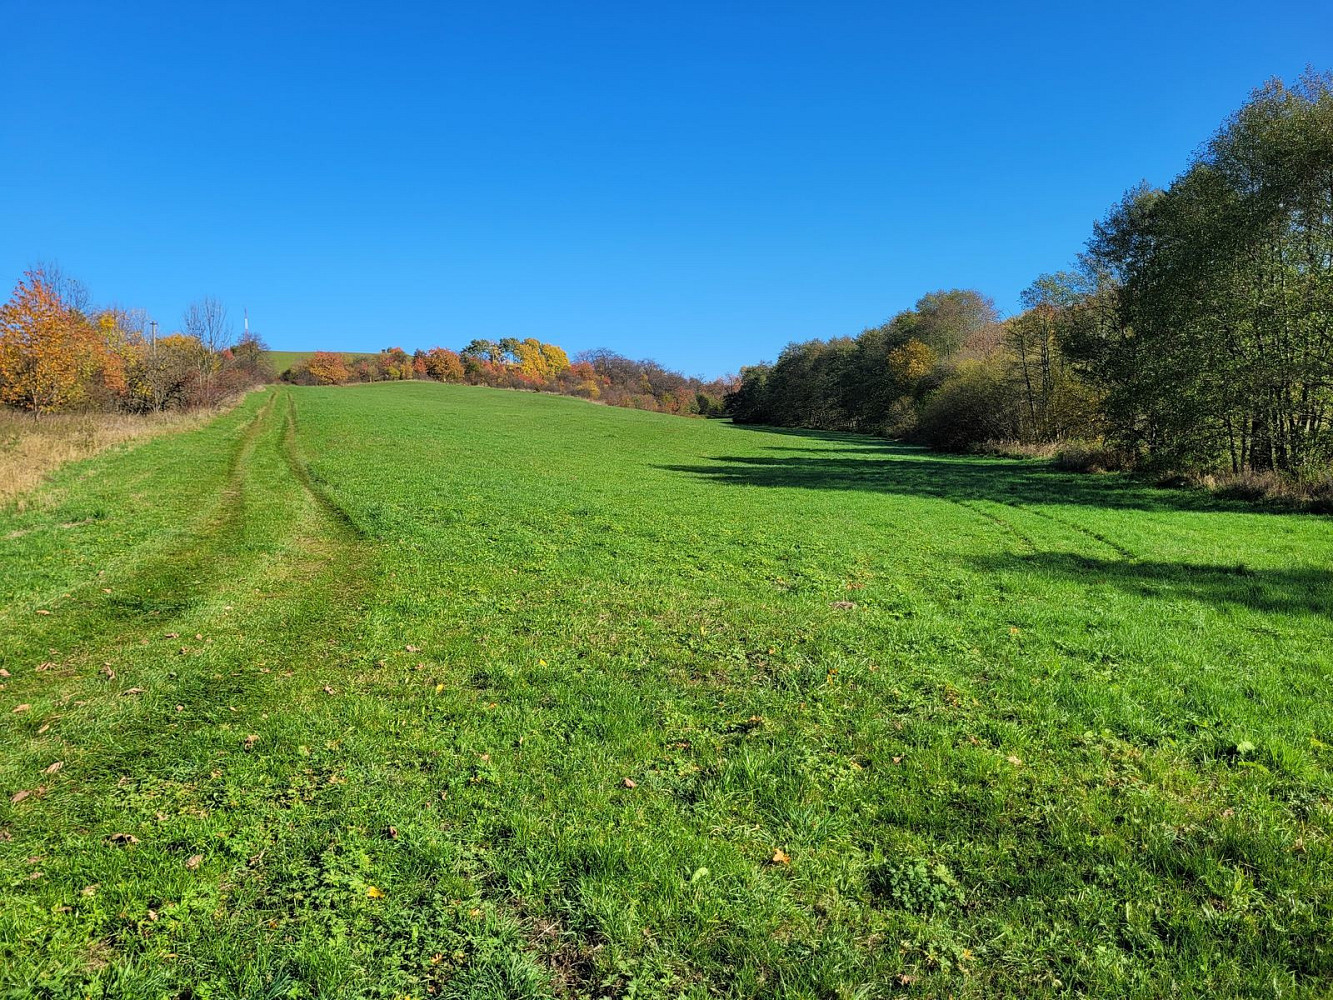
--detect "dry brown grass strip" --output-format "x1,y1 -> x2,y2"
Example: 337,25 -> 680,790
0,396 -> 250,510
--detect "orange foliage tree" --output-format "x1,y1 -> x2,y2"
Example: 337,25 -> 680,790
306,351 -> 351,385
420,346 -> 464,382
0,270 -> 122,412
378,347 -> 415,380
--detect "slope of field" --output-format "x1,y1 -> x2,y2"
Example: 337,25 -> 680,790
2,382 -> 1331,998
262,350 -> 363,375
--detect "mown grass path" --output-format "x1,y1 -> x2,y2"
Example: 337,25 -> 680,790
2,383 -> 1332,999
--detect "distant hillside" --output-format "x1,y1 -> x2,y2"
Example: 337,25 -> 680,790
262,351 -> 365,375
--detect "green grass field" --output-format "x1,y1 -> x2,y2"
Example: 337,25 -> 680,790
2,383 -> 1331,998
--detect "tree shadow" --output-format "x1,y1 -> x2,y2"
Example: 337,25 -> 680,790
658,449 -> 1237,514
970,552 -> 1333,617
722,422 -> 909,453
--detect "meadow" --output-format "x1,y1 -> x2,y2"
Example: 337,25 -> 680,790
2,382 -> 1331,999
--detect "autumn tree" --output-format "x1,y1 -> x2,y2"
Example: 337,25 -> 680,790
305,351 -> 351,385
0,270 -> 121,412
420,346 -> 464,382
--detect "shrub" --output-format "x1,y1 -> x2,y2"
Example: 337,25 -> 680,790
1052,442 -> 1133,473
914,362 -> 1021,451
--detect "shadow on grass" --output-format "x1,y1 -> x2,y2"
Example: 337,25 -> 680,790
971,552 -> 1333,616
661,424 -> 1261,515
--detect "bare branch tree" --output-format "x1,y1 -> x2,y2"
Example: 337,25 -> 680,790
181,296 -> 234,405
181,296 -> 233,353
31,260 -> 91,314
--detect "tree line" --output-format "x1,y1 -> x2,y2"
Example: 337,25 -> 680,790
728,72 -> 1333,491
283,341 -> 734,417
0,267 -> 269,414
0,272 -> 734,420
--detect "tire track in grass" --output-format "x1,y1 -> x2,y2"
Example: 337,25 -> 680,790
3,388 -> 375,759
952,498 -> 1038,553
1004,502 -> 1137,561
1,391 -> 280,663
0,390 -> 391,995
279,390 -> 366,542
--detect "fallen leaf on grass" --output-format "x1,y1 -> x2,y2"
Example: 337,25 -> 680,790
830,601 -> 857,610
0,669 -> 9,678
43,761 -> 62,775
386,826 -> 399,839
322,685 -> 336,695
101,665 -> 116,680
36,662 -> 55,672
37,722 -> 50,734
165,632 -> 179,639
107,832 -> 139,845
243,734 -> 260,751
36,609 -> 51,616
405,644 -> 420,653
771,848 -> 791,865
186,854 -> 203,870
1006,755 -> 1023,766
622,777 -> 637,788
366,885 -> 385,899
10,790 -> 31,804
13,704 -> 31,713
122,688 -> 146,696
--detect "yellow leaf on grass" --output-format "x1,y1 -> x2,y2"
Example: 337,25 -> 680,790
367,885 -> 385,899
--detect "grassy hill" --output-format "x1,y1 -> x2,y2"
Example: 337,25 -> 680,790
2,382 -> 1331,997
261,350 -> 364,375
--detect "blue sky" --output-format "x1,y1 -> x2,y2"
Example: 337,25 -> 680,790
3,2 -> 1329,377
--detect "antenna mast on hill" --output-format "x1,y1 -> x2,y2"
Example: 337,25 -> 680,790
244,308 -> 249,338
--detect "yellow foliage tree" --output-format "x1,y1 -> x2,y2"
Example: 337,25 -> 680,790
0,271 -> 120,412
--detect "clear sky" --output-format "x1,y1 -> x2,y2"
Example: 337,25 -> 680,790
3,2 -> 1330,377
